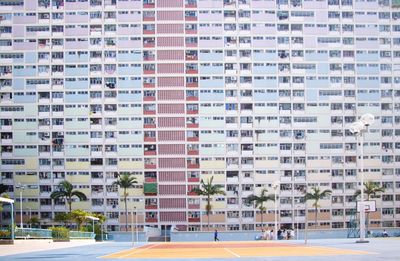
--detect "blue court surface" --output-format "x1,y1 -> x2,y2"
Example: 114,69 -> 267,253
1,238 -> 399,261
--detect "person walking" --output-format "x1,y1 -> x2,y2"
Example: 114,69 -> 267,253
214,230 -> 220,241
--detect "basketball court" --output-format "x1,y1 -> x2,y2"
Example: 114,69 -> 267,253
101,241 -> 373,259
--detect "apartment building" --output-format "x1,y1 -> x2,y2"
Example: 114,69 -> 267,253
0,0 -> 399,232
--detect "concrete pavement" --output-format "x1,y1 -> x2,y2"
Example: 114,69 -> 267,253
1,238 -> 399,260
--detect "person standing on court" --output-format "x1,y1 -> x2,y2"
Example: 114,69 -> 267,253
214,229 -> 220,241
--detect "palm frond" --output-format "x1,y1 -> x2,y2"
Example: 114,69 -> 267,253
50,190 -> 67,200
353,181 -> 385,200
71,191 -> 87,201
113,173 -> 137,189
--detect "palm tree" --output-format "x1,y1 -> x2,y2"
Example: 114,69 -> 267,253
191,176 -> 225,230
50,180 -> 87,213
354,181 -> 385,235
305,187 -> 332,229
113,173 -> 137,232
247,188 -> 275,229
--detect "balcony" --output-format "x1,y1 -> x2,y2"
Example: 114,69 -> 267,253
145,217 -> 157,223
188,204 -> 200,209
144,150 -> 156,156
187,136 -> 199,142
143,29 -> 155,35
145,205 -> 157,210
188,217 -> 200,222
187,163 -> 199,169
187,177 -> 199,183
144,136 -> 156,142
186,122 -> 198,128
187,149 -> 199,155
144,163 -> 156,169
143,109 -> 156,115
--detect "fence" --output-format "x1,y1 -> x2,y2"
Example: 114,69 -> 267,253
69,231 -> 95,239
13,228 -> 94,240
15,228 -> 52,239
0,229 -> 11,239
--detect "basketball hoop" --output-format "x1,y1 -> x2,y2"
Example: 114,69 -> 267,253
357,200 -> 376,213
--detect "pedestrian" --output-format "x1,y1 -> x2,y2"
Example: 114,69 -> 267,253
277,229 -> 282,240
269,230 -> 274,240
290,228 -> 295,240
383,229 -> 389,237
286,229 -> 291,240
263,229 -> 269,240
214,229 -> 219,241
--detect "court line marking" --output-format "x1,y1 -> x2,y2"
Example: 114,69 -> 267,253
100,241 -> 378,259
309,245 -> 378,255
117,243 -> 160,258
98,243 -> 159,259
224,248 -> 240,257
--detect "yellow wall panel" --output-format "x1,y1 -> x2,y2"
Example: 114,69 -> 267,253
14,175 -> 38,183
15,202 -> 40,210
66,175 -> 90,183
200,161 -> 225,169
119,188 -> 143,197
118,161 -> 144,170
255,160 -> 279,168
71,201 -> 91,210
65,162 -> 90,170
200,174 -> 225,183
25,158 -> 38,170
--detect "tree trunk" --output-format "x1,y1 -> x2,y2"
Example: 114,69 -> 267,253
68,197 -> 72,213
260,206 -> 264,229
314,206 -> 318,229
124,188 -> 128,232
207,196 -> 210,231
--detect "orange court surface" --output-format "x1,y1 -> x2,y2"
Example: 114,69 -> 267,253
101,241 -> 374,259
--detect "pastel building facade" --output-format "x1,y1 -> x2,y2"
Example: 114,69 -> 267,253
0,0 -> 400,232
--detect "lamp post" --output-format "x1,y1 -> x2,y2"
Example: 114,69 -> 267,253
0,197 -> 14,241
16,183 -> 25,229
131,210 -> 134,246
304,187 -> 308,245
272,181 -> 280,240
295,204 -> 301,241
350,113 -> 374,244
134,206 -> 139,244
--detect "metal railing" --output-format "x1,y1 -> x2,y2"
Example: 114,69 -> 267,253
12,228 -> 95,240
69,231 -> 95,239
15,228 -> 52,239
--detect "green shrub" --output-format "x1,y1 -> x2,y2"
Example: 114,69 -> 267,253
0,230 -> 11,239
51,227 -> 69,240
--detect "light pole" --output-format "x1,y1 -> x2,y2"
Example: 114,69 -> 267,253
16,183 -> 25,229
134,206 -> 139,244
0,197 -> 14,241
131,210 -> 134,246
272,181 -> 280,240
350,113 -> 374,244
304,187 -> 308,244
295,204 -> 301,241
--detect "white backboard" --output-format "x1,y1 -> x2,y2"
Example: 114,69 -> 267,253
357,200 -> 376,213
